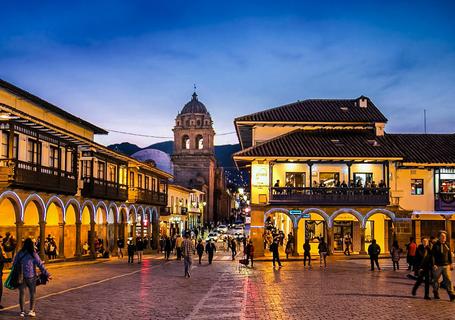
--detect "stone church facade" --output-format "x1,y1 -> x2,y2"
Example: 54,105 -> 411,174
172,92 -> 217,223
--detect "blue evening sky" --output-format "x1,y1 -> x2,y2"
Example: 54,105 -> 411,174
1,1 -> 454,147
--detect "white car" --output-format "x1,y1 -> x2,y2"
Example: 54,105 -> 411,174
206,232 -> 219,242
217,225 -> 228,233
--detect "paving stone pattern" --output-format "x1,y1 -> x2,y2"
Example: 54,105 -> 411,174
0,252 -> 454,319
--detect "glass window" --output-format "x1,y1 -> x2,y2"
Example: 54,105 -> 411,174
138,174 -> 143,188
285,172 -> 305,187
82,160 -> 92,178
98,161 -> 106,180
129,172 -> 135,187
353,173 -> 373,187
49,146 -> 60,169
411,179 -> 424,195
305,221 -> 325,241
27,139 -> 41,164
152,177 -> 157,191
145,176 -> 150,190
1,132 -> 8,158
421,220 -> 445,238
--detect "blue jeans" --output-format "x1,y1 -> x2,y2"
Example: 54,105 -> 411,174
19,277 -> 36,312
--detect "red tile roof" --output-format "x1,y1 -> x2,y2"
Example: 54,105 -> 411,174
388,134 -> 455,164
235,97 -> 388,123
233,130 -> 403,159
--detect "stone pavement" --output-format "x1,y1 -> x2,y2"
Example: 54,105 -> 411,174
0,251 -> 454,319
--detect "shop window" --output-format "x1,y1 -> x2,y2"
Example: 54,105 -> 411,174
319,172 -> 340,187
411,179 -> 424,195
305,221 -> 325,241
285,172 -> 306,187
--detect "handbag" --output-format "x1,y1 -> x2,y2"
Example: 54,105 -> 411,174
4,254 -> 25,290
36,273 -> 49,286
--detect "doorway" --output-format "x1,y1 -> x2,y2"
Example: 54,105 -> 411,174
333,221 -> 353,252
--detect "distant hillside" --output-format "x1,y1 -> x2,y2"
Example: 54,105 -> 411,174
107,141 -> 240,169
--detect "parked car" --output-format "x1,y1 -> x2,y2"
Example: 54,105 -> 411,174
217,225 -> 228,233
206,232 -> 220,242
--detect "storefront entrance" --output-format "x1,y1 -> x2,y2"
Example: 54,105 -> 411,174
333,221 -> 353,252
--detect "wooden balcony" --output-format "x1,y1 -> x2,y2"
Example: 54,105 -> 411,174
435,193 -> 455,211
0,159 -> 77,194
270,187 -> 390,206
81,177 -> 128,201
131,187 -> 167,206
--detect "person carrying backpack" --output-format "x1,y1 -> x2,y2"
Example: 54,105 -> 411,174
12,238 -> 50,317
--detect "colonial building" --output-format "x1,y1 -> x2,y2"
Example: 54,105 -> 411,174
171,92 -> 217,223
0,79 -> 171,260
160,184 -> 205,237
233,96 -> 455,256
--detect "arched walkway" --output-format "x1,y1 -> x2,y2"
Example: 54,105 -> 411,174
23,194 -> 45,255
296,208 -> 329,255
107,204 -> 117,252
0,191 -> 22,258
81,200 -> 95,255
95,202 -> 108,252
45,199 -> 64,259
362,208 -> 396,253
329,208 -> 363,254
65,201 -> 79,258
264,208 -> 296,254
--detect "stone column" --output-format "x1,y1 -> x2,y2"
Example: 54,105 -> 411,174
15,221 -> 24,247
112,221 -> 119,256
90,221 -> 96,258
359,228 -> 367,255
327,227 -> 334,254
39,221 -> 46,260
293,227 -> 299,256
414,220 -> 421,243
75,222 -> 82,258
58,222 -> 65,258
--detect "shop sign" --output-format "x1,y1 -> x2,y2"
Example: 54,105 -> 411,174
290,209 -> 302,215
251,164 -> 269,186
301,213 -> 310,218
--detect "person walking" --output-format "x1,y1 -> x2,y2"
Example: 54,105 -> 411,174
0,242 -> 12,309
270,239 -> 282,268
368,239 -> 381,271
136,237 -> 144,264
231,238 -> 237,261
318,238 -> 328,269
406,237 -> 417,271
196,239 -> 204,264
431,231 -> 455,301
343,233 -> 351,256
164,236 -> 172,261
182,233 -> 194,278
245,239 -> 254,267
206,239 -> 216,264
303,238 -> 311,269
14,238 -> 50,317
412,237 -> 432,300
127,239 -> 135,264
175,234 -> 183,260
117,237 -> 124,259
390,240 -> 401,271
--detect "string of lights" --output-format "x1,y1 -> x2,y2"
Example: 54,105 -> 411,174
107,129 -> 236,138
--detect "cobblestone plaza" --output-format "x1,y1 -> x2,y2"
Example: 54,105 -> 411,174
1,251 -> 453,319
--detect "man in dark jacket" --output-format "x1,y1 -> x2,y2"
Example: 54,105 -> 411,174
0,241 -> 12,309
230,238 -> 237,261
117,238 -> 124,259
127,240 -> 136,264
270,239 -> 282,268
431,231 -> 455,301
412,237 -> 432,299
368,239 -> 381,271
205,240 -> 216,264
